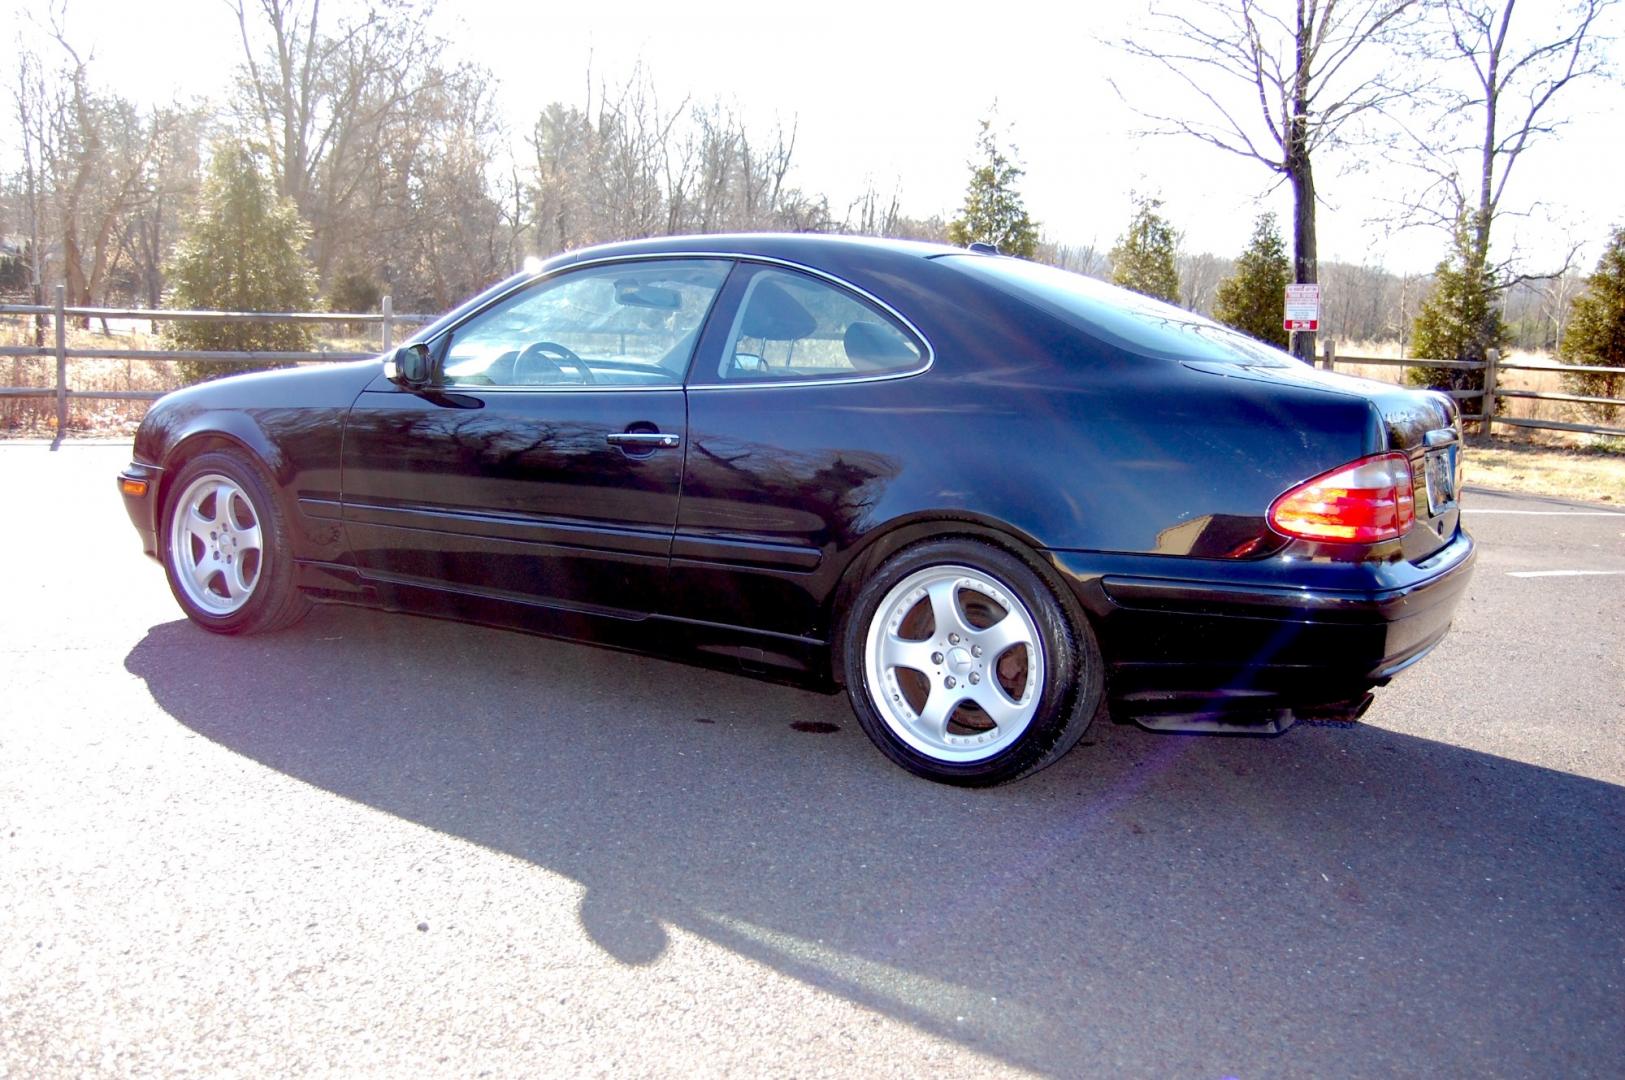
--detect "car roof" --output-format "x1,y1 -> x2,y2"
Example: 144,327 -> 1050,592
408,234 -> 976,349
540,232 -> 962,272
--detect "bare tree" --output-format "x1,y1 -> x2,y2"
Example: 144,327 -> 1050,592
11,43 -> 49,339
1034,238 -> 1107,278
531,71 -> 691,254
122,107 -> 211,308
1321,258 -> 1412,343
879,213 -> 951,245
369,63 -> 515,309
1178,251 -> 1231,314
9,16 -> 183,316
678,103 -> 816,235
1538,268 -> 1584,349
1393,269 -> 1423,354
1117,0 -> 1422,359
528,74 -> 824,257
230,0 -> 449,286
1395,0 -> 1619,358
843,179 -> 904,237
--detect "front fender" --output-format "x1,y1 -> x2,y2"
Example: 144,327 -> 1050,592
132,362 -> 377,563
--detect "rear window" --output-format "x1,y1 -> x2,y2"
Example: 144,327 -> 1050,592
942,254 -> 1299,368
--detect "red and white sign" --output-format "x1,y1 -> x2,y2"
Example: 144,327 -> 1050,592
1284,283 -> 1320,332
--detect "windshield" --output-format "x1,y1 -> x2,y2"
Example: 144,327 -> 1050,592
942,254 -> 1301,368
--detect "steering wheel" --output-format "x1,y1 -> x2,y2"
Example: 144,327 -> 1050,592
513,340 -> 595,384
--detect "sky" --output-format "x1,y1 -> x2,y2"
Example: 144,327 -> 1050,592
5,0 -> 1624,275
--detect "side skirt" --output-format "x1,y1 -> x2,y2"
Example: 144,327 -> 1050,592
292,560 -> 837,692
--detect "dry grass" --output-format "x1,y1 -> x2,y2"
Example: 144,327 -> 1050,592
1,323 -> 186,437
1462,438 -> 1624,506
0,319 -> 389,437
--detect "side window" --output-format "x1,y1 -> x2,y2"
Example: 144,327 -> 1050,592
441,259 -> 730,388
716,268 -> 924,381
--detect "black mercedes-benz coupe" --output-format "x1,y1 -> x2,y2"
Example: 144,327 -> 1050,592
118,234 -> 1474,785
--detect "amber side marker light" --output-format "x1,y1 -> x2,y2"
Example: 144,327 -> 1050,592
119,476 -> 150,498
1268,452 -> 1416,544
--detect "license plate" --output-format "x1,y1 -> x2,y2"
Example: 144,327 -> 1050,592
1423,447 -> 1456,515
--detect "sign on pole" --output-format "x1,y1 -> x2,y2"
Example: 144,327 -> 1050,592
1284,283 -> 1320,332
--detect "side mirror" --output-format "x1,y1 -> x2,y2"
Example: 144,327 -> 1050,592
386,344 -> 431,387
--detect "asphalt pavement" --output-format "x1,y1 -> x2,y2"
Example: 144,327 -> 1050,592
2,441 -> 1621,1078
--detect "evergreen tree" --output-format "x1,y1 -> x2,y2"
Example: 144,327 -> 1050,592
1213,213 -> 1291,349
165,142 -> 316,383
1559,226 -> 1625,422
947,118 -> 1038,259
1110,193 -> 1180,304
1409,216 -> 1506,391
328,265 -> 383,338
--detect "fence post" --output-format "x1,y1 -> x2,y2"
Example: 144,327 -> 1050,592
53,284 -> 67,437
1480,347 -> 1499,442
1322,338 -> 1336,371
381,294 -> 393,351
32,278 -> 45,347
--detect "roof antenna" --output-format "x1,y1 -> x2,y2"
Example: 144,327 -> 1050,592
967,242 -> 1000,255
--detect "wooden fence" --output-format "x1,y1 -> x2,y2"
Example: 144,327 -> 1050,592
0,285 -> 429,434
1311,340 -> 1623,440
3,285 -> 1622,440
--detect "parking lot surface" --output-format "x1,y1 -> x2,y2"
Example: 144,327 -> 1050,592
2,441 -> 1622,1078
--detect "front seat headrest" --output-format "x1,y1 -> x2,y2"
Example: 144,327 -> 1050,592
740,280 -> 818,341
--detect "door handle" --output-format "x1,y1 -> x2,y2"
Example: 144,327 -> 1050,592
606,432 -> 681,449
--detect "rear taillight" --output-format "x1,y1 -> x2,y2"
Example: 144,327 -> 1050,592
1268,453 -> 1416,544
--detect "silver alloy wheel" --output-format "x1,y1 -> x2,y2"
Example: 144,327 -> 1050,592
168,472 -> 265,616
862,564 -> 1045,763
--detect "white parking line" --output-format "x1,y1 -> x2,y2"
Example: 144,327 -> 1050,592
1506,570 -> 1624,578
1465,509 -> 1624,516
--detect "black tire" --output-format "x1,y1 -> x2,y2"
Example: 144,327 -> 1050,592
840,538 -> 1103,786
159,450 -> 311,635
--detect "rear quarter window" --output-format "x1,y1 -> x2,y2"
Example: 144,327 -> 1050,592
710,267 -> 926,382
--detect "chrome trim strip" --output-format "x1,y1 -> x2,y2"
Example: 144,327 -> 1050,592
685,364 -> 930,391
415,251 -> 937,393
343,502 -> 674,557
429,384 -> 687,395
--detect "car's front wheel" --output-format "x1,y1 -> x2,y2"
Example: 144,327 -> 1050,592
841,538 -> 1103,786
160,450 -> 310,635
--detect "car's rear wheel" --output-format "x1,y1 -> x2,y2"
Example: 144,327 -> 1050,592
841,538 -> 1102,786
161,450 -> 310,635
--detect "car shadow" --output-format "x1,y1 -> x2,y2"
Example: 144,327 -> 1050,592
125,605 -> 1625,1077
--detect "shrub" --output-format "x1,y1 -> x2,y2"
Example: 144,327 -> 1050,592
164,142 -> 316,384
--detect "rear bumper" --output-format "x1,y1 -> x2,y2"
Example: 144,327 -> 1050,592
1049,532 -> 1476,718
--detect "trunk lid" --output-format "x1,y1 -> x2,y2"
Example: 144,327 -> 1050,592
1182,360 -> 1465,562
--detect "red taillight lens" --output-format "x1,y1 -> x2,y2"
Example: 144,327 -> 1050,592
1268,453 -> 1416,544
